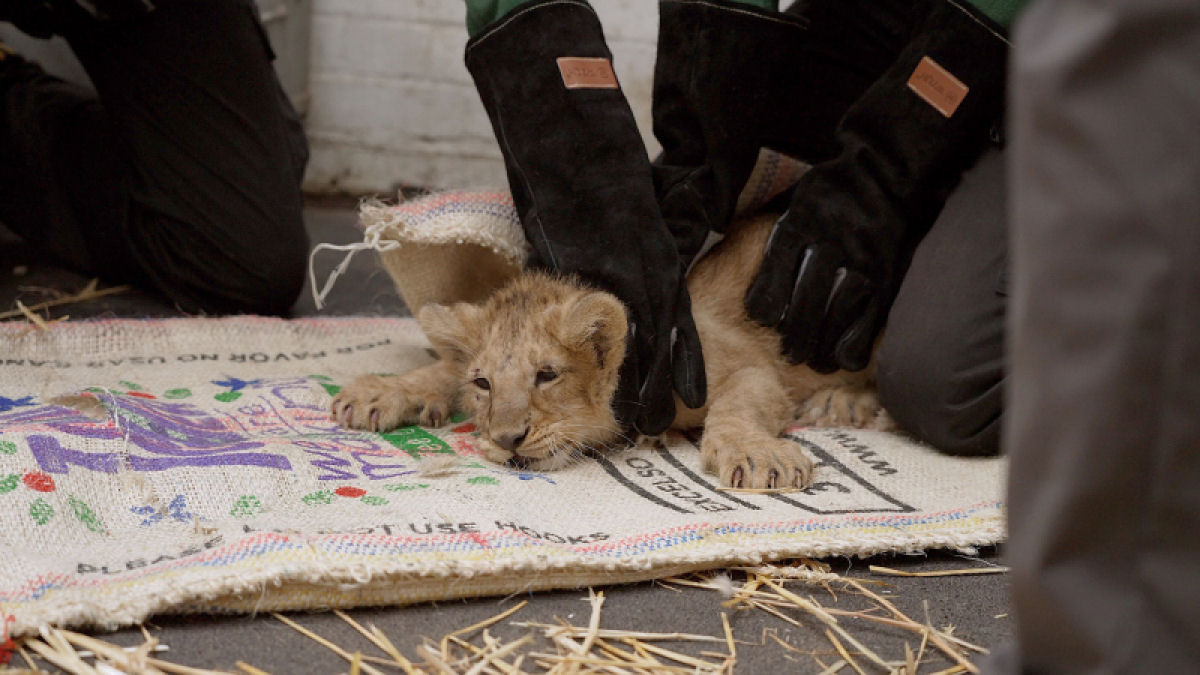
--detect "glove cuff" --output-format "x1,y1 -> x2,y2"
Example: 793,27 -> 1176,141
788,0 -> 1009,254
465,0 -> 667,275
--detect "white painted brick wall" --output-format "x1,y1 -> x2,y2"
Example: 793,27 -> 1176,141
303,0 -> 660,194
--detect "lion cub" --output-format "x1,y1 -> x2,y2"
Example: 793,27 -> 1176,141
332,213 -> 888,489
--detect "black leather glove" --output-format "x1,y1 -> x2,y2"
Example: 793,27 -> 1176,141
746,0 -> 1008,373
651,0 -> 814,272
650,0 -> 898,274
465,0 -> 706,434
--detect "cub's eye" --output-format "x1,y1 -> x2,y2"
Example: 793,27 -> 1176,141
535,368 -> 558,385
472,377 -> 491,391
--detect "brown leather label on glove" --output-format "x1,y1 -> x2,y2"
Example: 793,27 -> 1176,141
907,56 -> 969,117
557,57 -> 619,90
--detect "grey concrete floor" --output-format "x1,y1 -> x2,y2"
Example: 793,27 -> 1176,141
0,205 -> 1011,673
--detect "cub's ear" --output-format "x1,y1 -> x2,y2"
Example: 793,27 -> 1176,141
556,291 -> 628,371
417,302 -> 482,362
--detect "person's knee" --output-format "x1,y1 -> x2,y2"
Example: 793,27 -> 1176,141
233,227 -> 309,314
876,338 -> 1003,457
129,207 -> 309,316
211,217 -> 309,315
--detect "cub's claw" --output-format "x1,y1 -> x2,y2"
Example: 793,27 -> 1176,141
331,374 -> 452,433
704,434 -> 814,490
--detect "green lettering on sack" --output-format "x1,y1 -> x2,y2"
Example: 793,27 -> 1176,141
380,426 -> 452,459
68,496 -> 106,534
384,482 -> 429,491
302,490 -> 335,506
0,474 -> 19,494
0,440 -> 17,455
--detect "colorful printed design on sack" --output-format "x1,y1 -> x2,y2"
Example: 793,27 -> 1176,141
23,494 -> 105,532
131,494 -> 194,527
7,393 -> 293,474
0,396 -> 35,413
384,482 -> 430,491
0,375 -> 528,492
229,495 -> 264,518
1,464 -> 106,532
211,377 -> 263,403
301,486 -> 390,507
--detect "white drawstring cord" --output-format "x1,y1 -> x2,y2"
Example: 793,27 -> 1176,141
307,218 -> 402,310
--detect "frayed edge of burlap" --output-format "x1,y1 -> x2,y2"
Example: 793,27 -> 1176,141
309,191 -> 532,310
6,520 -> 1004,637
358,192 -> 530,267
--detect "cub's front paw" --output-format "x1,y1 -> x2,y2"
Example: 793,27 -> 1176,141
702,433 -> 814,489
330,374 -> 450,432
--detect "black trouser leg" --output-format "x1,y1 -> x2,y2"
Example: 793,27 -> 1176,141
989,0 -> 1200,670
875,148 -> 1006,456
0,0 -> 308,315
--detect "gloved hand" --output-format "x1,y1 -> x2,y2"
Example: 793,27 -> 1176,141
651,0 -> 813,273
746,0 -> 1009,372
650,0 -> 882,274
465,0 -> 706,435
568,222 -> 706,437
747,179 -> 907,374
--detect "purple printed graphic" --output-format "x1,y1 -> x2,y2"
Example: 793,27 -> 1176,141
294,438 -> 419,481
0,377 -> 515,485
1,394 -> 289,475
0,377 -> 453,482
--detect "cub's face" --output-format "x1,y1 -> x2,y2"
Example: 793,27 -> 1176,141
418,274 -> 628,471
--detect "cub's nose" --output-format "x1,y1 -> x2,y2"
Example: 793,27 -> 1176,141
494,428 -> 529,452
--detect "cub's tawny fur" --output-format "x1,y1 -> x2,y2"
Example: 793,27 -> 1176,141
332,214 -> 889,489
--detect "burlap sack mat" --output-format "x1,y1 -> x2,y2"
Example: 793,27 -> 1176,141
0,152 -> 1004,637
